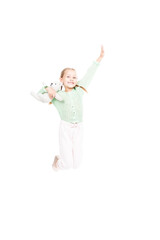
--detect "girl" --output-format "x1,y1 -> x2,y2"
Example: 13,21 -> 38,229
46,46 -> 104,171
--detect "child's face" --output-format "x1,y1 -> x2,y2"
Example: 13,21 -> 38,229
60,70 -> 78,90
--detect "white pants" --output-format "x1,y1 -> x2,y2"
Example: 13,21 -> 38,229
57,120 -> 83,170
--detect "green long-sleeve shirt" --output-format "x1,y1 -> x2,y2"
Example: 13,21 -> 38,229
51,61 -> 100,123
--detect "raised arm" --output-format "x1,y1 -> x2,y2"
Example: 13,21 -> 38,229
77,45 -> 105,89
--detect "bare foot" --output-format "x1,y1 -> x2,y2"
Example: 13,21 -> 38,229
52,155 -> 59,171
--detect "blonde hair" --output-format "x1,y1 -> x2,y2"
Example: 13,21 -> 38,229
60,68 -> 76,78
60,68 -> 88,93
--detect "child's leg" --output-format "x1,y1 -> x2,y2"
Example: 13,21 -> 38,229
56,121 -> 74,169
72,123 -> 83,169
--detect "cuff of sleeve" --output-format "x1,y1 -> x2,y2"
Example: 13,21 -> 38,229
93,60 -> 100,65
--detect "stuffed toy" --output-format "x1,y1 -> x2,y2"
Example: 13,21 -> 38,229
31,81 -> 63,103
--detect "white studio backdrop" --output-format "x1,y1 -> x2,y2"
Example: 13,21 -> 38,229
0,0 -> 160,239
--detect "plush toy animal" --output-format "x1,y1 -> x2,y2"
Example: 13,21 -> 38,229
31,81 -> 63,103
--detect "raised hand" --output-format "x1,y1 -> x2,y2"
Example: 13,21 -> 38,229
96,45 -> 105,62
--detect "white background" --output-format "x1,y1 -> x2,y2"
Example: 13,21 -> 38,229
0,0 -> 160,239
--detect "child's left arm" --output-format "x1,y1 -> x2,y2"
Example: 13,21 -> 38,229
77,46 -> 105,90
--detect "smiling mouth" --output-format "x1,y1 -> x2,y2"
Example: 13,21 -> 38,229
68,82 -> 74,85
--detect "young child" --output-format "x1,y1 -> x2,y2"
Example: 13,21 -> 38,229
46,46 -> 104,171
